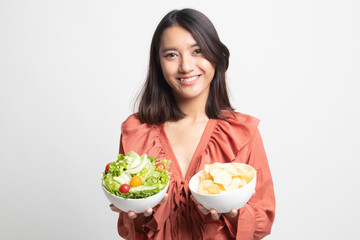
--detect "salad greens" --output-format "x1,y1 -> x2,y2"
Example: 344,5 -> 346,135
102,151 -> 171,199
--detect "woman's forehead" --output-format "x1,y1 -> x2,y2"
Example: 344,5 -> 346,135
159,26 -> 198,51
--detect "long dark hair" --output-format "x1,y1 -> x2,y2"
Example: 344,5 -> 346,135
137,8 -> 234,124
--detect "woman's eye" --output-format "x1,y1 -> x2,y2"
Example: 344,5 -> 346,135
193,49 -> 202,54
165,53 -> 177,58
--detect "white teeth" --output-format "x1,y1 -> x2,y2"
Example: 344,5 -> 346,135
180,75 -> 199,82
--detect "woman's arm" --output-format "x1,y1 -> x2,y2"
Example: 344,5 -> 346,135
235,128 -> 275,239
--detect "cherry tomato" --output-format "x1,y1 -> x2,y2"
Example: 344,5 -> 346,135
156,163 -> 165,170
105,162 -> 112,173
119,184 -> 130,193
129,176 -> 142,187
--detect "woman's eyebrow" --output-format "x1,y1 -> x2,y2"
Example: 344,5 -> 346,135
161,44 -> 199,53
161,47 -> 177,53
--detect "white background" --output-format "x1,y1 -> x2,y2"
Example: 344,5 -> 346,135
1,0 -> 359,239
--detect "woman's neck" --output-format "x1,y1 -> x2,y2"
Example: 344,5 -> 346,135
175,96 -> 208,123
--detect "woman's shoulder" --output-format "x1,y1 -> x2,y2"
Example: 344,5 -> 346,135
211,111 -> 260,151
120,113 -> 161,155
219,110 -> 260,132
121,113 -> 154,134
121,113 -> 141,130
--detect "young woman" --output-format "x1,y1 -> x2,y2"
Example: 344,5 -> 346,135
110,8 -> 275,240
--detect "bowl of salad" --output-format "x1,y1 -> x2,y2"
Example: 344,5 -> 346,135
101,151 -> 171,213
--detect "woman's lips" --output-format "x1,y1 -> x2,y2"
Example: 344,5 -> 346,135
178,75 -> 200,85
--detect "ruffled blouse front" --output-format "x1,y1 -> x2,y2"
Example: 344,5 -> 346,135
117,112 -> 275,240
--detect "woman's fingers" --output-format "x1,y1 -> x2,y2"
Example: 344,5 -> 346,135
190,195 -> 239,220
210,209 -> 221,220
197,203 -> 210,215
110,193 -> 167,219
191,195 -> 218,217
190,195 -> 210,215
144,208 -> 153,217
127,211 -> 137,219
109,205 -> 139,219
228,208 -> 238,218
109,204 -> 121,213
143,193 -> 167,217
113,195 -> 238,220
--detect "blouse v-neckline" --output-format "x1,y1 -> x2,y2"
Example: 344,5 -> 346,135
159,119 -> 217,180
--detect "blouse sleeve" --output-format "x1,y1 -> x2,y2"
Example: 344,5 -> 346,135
230,128 -> 276,240
116,134 -> 149,240
191,121 -> 275,240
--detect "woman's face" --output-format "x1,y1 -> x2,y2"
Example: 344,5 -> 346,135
159,26 -> 215,103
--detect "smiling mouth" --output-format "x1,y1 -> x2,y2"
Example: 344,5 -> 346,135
179,75 -> 200,82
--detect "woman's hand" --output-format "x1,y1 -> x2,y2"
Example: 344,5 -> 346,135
190,195 -> 238,220
109,193 -> 168,219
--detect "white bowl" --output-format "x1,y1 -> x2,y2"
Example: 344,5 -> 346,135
189,163 -> 256,213
102,182 -> 169,213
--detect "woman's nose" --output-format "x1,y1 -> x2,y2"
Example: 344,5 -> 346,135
179,55 -> 194,73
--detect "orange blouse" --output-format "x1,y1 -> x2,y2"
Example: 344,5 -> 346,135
117,112 -> 275,240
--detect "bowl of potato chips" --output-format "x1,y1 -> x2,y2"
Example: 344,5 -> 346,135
189,162 -> 257,213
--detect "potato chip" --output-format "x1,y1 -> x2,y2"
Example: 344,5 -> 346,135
232,177 -> 247,188
206,183 -> 221,194
198,179 -> 221,194
197,162 -> 256,195
209,168 -> 221,178
224,177 -> 247,192
212,169 -> 232,186
199,171 -> 212,182
222,163 -> 240,176
232,163 -> 256,182
204,162 -> 221,173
